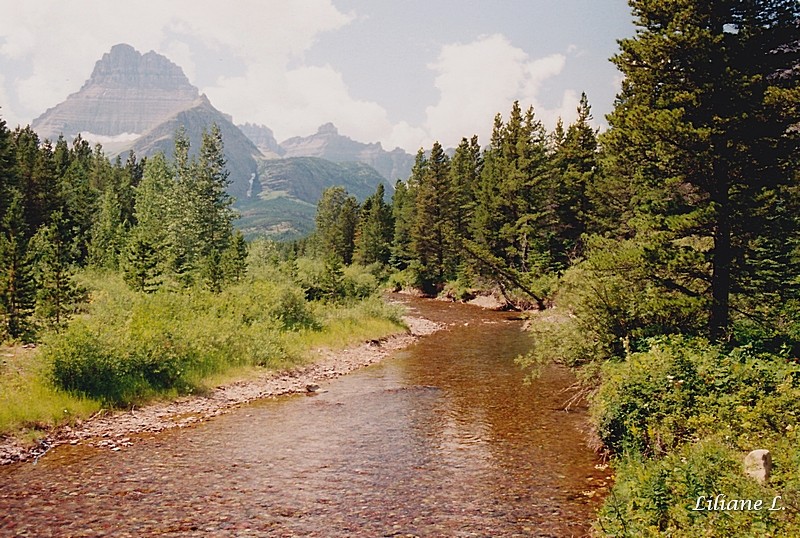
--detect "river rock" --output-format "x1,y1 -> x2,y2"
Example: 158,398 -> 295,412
744,449 -> 772,484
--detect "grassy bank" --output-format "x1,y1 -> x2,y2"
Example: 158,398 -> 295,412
517,240 -> 800,537
0,261 -> 405,441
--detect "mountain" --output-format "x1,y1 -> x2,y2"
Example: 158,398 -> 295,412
129,96 -> 261,199
30,44 -> 262,199
28,44 -> 400,239
259,157 -> 392,204
32,44 -> 199,144
278,123 -> 414,182
237,123 -> 284,159
237,157 -> 392,239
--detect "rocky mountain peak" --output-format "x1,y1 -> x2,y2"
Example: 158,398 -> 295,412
82,43 -> 198,94
316,122 -> 339,136
278,125 -> 413,181
32,44 -> 200,140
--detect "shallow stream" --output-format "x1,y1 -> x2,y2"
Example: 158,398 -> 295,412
0,296 -> 608,537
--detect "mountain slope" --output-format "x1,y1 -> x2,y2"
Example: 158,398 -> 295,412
130,96 -> 262,200
235,157 -> 392,240
279,123 -> 414,182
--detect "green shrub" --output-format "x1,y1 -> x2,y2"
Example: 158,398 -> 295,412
520,236 -> 708,369
592,336 -> 800,456
592,336 -> 800,536
41,266 -> 404,408
597,439 -> 794,537
270,285 -> 318,330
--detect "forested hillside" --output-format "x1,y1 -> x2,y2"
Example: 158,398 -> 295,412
294,2 -> 799,534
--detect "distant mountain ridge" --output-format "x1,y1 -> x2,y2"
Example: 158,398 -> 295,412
277,122 -> 414,183
28,43 -> 411,238
32,44 -> 199,142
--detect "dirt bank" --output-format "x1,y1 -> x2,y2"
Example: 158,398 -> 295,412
0,314 -> 442,466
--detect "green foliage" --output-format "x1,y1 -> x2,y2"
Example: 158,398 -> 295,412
0,190 -> 36,341
592,336 -> 800,455
313,186 -> 358,265
41,255 -> 398,408
122,228 -> 162,293
411,141 -> 457,292
597,439 -> 796,537
354,183 -> 393,266
590,336 -> 800,535
30,212 -> 85,330
0,346 -> 100,436
603,0 -> 800,339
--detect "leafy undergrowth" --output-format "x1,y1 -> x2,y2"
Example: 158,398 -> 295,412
1,265 -> 405,440
0,346 -> 101,440
592,337 -> 800,536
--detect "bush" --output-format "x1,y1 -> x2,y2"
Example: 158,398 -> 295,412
592,336 -> 800,456
592,336 -> 800,537
42,266 -> 404,408
597,439 -> 795,537
519,236 -> 708,370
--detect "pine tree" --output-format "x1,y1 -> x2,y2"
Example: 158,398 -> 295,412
604,0 -> 800,339
391,150 -> 425,269
0,190 -> 36,340
89,187 -> 126,269
134,152 -> 173,255
412,141 -> 456,290
550,92 -> 598,266
221,230 -> 248,283
0,115 -> 16,223
354,183 -> 393,266
58,136 -> 97,264
472,102 -> 552,274
448,136 -> 482,244
166,127 -> 199,280
194,124 -> 235,257
123,227 -> 162,293
30,211 -> 84,330
314,186 -> 358,265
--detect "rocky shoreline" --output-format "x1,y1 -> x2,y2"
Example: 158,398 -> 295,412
0,314 -> 442,466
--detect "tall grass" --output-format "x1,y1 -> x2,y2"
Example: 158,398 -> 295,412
1,259 -> 406,439
0,347 -> 100,437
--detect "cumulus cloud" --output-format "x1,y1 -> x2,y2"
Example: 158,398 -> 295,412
0,0 -> 354,127
422,34 -> 578,149
0,3 -> 582,153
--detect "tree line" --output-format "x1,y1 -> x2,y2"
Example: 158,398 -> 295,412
311,0 -> 798,352
0,121 -> 246,341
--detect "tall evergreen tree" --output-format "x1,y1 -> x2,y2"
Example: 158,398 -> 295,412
58,136 -> 97,264
448,135 -> 482,244
0,115 -> 16,223
412,141 -> 456,289
194,124 -> 235,257
0,190 -> 35,340
314,186 -> 359,265
123,227 -> 162,293
550,92 -> 598,266
89,187 -> 126,269
472,102 -> 552,274
354,183 -> 393,266
391,150 -> 425,269
604,0 -> 800,339
30,211 -> 83,330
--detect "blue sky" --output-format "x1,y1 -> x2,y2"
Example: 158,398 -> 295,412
0,0 -> 635,152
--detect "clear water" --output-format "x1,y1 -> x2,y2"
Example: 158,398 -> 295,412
0,297 -> 607,537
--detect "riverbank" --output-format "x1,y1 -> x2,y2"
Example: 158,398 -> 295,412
0,313 -> 442,466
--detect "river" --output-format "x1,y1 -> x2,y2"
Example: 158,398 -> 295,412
0,296 -> 608,537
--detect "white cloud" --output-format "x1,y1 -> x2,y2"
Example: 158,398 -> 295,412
0,0 -> 354,126
421,34 -> 575,150
0,3 -> 584,154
